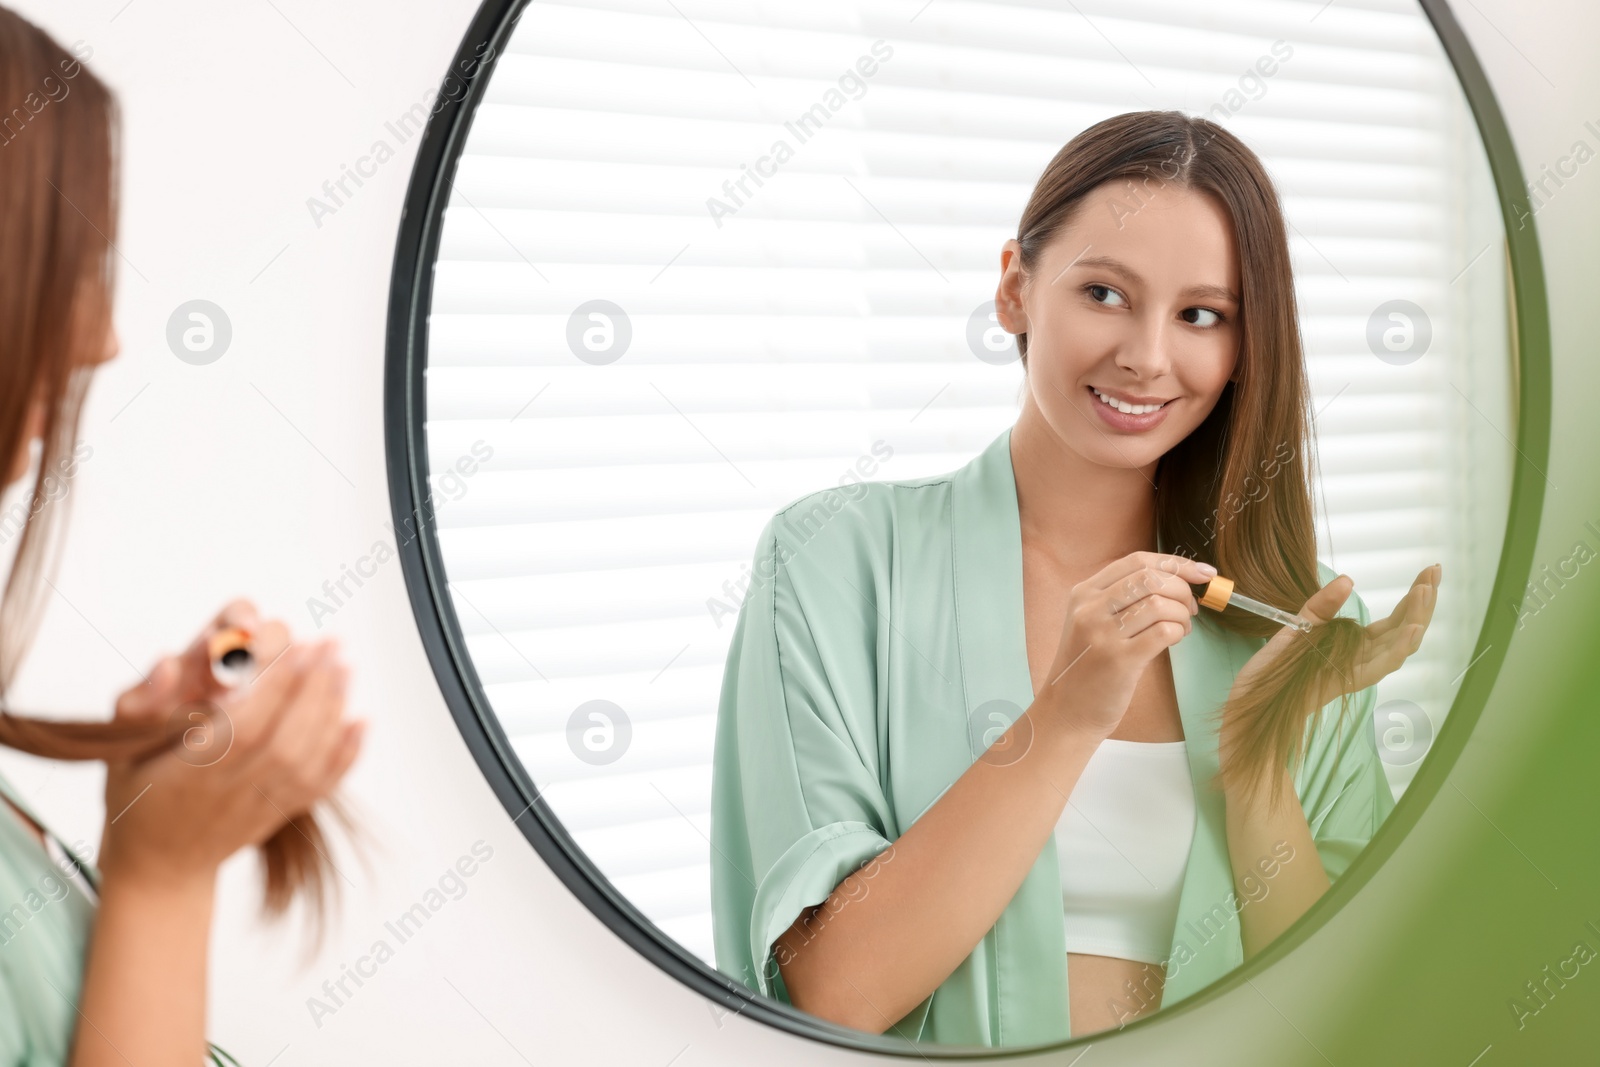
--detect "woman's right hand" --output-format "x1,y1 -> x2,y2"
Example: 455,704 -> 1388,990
1040,551 -> 1217,739
98,636 -> 364,891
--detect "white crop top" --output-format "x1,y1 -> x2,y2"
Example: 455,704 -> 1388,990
1055,738 -> 1195,965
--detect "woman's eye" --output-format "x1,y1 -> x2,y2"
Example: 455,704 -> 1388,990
1086,284 -> 1127,308
1183,306 -> 1223,328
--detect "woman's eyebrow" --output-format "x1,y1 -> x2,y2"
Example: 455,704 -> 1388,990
1071,254 -> 1239,304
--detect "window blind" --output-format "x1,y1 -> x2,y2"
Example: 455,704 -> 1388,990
424,0 -> 1514,969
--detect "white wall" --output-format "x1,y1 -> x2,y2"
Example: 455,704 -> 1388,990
1,1 -> 1595,1064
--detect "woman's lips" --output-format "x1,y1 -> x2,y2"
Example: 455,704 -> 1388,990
1087,385 -> 1175,432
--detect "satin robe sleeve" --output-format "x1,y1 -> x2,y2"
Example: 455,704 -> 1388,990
1293,575 -> 1400,883
709,508 -> 898,1006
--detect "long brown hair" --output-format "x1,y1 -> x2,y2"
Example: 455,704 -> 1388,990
1013,111 -> 1371,812
0,8 -> 343,927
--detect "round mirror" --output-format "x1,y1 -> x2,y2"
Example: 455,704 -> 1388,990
387,0 -> 1542,1052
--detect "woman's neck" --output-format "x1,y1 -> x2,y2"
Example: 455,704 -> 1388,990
1009,389 -> 1160,569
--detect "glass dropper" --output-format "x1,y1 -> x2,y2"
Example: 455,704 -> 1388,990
1196,575 -> 1314,633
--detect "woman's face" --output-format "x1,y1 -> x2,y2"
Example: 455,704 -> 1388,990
4,318 -> 120,487
996,179 -> 1242,472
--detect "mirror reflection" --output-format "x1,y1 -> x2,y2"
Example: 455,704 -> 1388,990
423,0 -> 1513,1047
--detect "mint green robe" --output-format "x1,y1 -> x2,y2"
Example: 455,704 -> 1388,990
0,768 -> 97,1067
709,424 -> 1395,1048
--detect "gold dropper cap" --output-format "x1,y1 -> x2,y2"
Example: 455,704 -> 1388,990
208,626 -> 257,687
1198,575 -> 1234,612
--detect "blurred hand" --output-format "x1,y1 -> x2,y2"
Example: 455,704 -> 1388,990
100,605 -> 364,890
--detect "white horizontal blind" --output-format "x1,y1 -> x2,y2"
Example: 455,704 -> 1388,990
425,0 -> 1513,970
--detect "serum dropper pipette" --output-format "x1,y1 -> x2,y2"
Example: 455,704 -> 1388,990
1194,575 -> 1314,634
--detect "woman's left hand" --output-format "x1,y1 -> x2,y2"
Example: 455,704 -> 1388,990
1229,563 -> 1442,714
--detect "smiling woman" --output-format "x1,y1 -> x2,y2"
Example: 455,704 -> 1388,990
709,110 -> 1439,1045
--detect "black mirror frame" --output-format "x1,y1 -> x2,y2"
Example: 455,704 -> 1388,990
383,0 -> 1551,1055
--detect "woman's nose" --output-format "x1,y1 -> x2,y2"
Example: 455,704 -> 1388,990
1114,316 -> 1174,379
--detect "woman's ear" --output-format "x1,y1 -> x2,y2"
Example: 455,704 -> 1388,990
995,238 -> 1027,334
